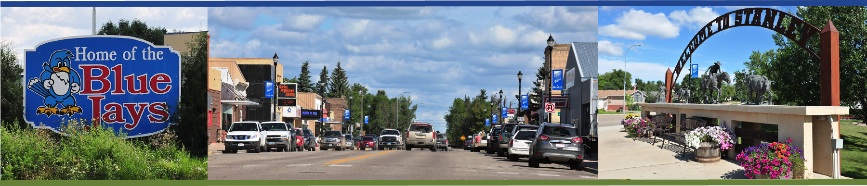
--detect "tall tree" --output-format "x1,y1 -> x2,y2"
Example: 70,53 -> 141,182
297,61 -> 315,92
317,66 -> 329,96
98,19 -> 167,45
284,77 -> 297,83
328,61 -> 350,98
173,31 -> 209,157
768,6 -> 866,108
1,39 -> 26,129
598,69 -> 632,90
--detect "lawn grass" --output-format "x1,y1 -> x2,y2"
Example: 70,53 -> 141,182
597,109 -> 621,115
1,120 -> 207,180
840,120 -> 867,179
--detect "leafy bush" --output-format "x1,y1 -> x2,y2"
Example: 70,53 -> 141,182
1,119 -> 206,180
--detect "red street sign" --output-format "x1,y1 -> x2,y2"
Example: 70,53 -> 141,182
508,109 -> 516,114
545,103 -> 556,113
543,96 -> 569,108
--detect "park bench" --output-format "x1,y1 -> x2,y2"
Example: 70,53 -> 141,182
661,116 -> 707,157
648,114 -> 673,146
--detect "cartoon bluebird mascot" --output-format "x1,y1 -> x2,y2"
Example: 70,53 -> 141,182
27,50 -> 83,116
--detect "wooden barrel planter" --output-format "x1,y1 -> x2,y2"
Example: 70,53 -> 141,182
695,142 -> 721,163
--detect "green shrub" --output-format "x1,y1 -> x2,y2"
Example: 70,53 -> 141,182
1,119 -> 206,180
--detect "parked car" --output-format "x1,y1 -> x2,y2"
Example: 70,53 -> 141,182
508,126 -> 539,161
260,121 -> 293,152
471,132 -> 487,152
528,123 -> 585,170
293,128 -> 304,151
360,136 -> 377,150
487,125 -> 502,154
224,121 -> 265,153
343,134 -> 356,150
497,123 -> 518,156
302,129 -> 316,151
378,129 -> 403,150
320,130 -> 345,151
464,139 -> 472,150
405,123 -> 436,151
435,131 -> 448,151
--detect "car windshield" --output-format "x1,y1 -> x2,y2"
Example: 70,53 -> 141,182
303,129 -> 312,136
344,135 -> 352,140
324,131 -> 342,137
363,137 -> 374,141
493,129 -> 501,134
436,134 -> 445,139
542,126 -> 576,137
229,123 -> 258,132
410,125 -> 432,132
514,130 -> 536,140
503,124 -> 516,132
295,130 -> 302,135
259,123 -> 287,131
381,130 -> 400,135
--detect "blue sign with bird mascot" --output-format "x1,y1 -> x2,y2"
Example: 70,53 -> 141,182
24,35 -> 181,138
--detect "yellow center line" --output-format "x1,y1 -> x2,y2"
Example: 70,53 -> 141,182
323,150 -> 396,165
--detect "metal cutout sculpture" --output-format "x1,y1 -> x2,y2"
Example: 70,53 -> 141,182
700,71 -> 731,104
746,74 -> 774,105
665,8 -> 838,104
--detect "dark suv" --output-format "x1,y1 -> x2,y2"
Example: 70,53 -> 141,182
528,123 -> 585,170
486,126 -> 502,154
497,123 -> 518,157
302,129 -> 316,151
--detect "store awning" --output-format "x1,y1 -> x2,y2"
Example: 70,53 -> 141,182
221,100 -> 259,105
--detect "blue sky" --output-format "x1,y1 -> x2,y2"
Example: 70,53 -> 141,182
598,6 -> 797,84
208,7 -> 598,131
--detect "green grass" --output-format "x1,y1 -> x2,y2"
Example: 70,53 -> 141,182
1,120 -> 206,180
840,120 -> 867,179
597,109 -> 621,114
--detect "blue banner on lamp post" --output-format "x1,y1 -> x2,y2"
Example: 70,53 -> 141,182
265,81 -> 274,98
485,119 -> 490,126
492,114 -> 497,124
691,64 -> 699,78
521,95 -> 529,110
501,107 -> 507,119
364,115 -> 369,124
344,109 -> 350,120
552,69 -> 563,90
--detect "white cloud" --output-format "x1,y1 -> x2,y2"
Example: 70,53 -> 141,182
208,7 -> 258,31
513,6 -> 597,32
670,7 -> 720,30
281,13 -> 325,31
599,9 -> 679,40
598,40 -> 623,56
430,35 -> 452,50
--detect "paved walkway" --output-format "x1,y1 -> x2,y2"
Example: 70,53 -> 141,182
597,125 -> 843,179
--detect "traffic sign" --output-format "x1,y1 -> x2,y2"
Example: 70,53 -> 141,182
461,136 -> 466,141
545,103 -> 555,113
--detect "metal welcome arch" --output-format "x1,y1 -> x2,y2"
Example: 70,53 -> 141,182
665,8 -> 838,106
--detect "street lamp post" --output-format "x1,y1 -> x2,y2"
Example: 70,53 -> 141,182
319,81 -> 326,135
349,95 -> 353,134
517,71 -> 522,121
624,45 -> 641,113
498,90 -> 503,124
359,89 -> 364,136
272,53 -> 279,121
546,35 -> 554,123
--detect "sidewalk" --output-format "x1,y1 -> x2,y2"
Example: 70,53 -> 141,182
598,125 -> 844,179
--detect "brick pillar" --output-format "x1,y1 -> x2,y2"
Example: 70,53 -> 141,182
820,20 -> 839,106
665,68 -> 673,103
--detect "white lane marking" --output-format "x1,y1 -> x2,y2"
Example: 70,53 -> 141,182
329,164 -> 352,167
538,174 -> 560,177
497,172 -> 519,175
243,164 -> 264,167
288,164 -> 311,166
209,165 -> 225,168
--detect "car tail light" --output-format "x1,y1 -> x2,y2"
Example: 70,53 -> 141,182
537,134 -> 549,141
572,137 -> 583,143
535,152 -> 542,156
577,155 -> 583,159
499,134 -> 503,140
433,133 -> 436,139
509,140 -> 513,147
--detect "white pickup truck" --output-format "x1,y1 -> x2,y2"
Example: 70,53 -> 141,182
224,121 -> 266,153
378,129 -> 403,150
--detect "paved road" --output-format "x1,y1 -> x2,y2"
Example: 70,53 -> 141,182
598,114 -> 627,128
208,144 -> 597,180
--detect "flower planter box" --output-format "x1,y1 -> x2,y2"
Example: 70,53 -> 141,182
753,172 -> 792,179
695,142 -> 721,163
